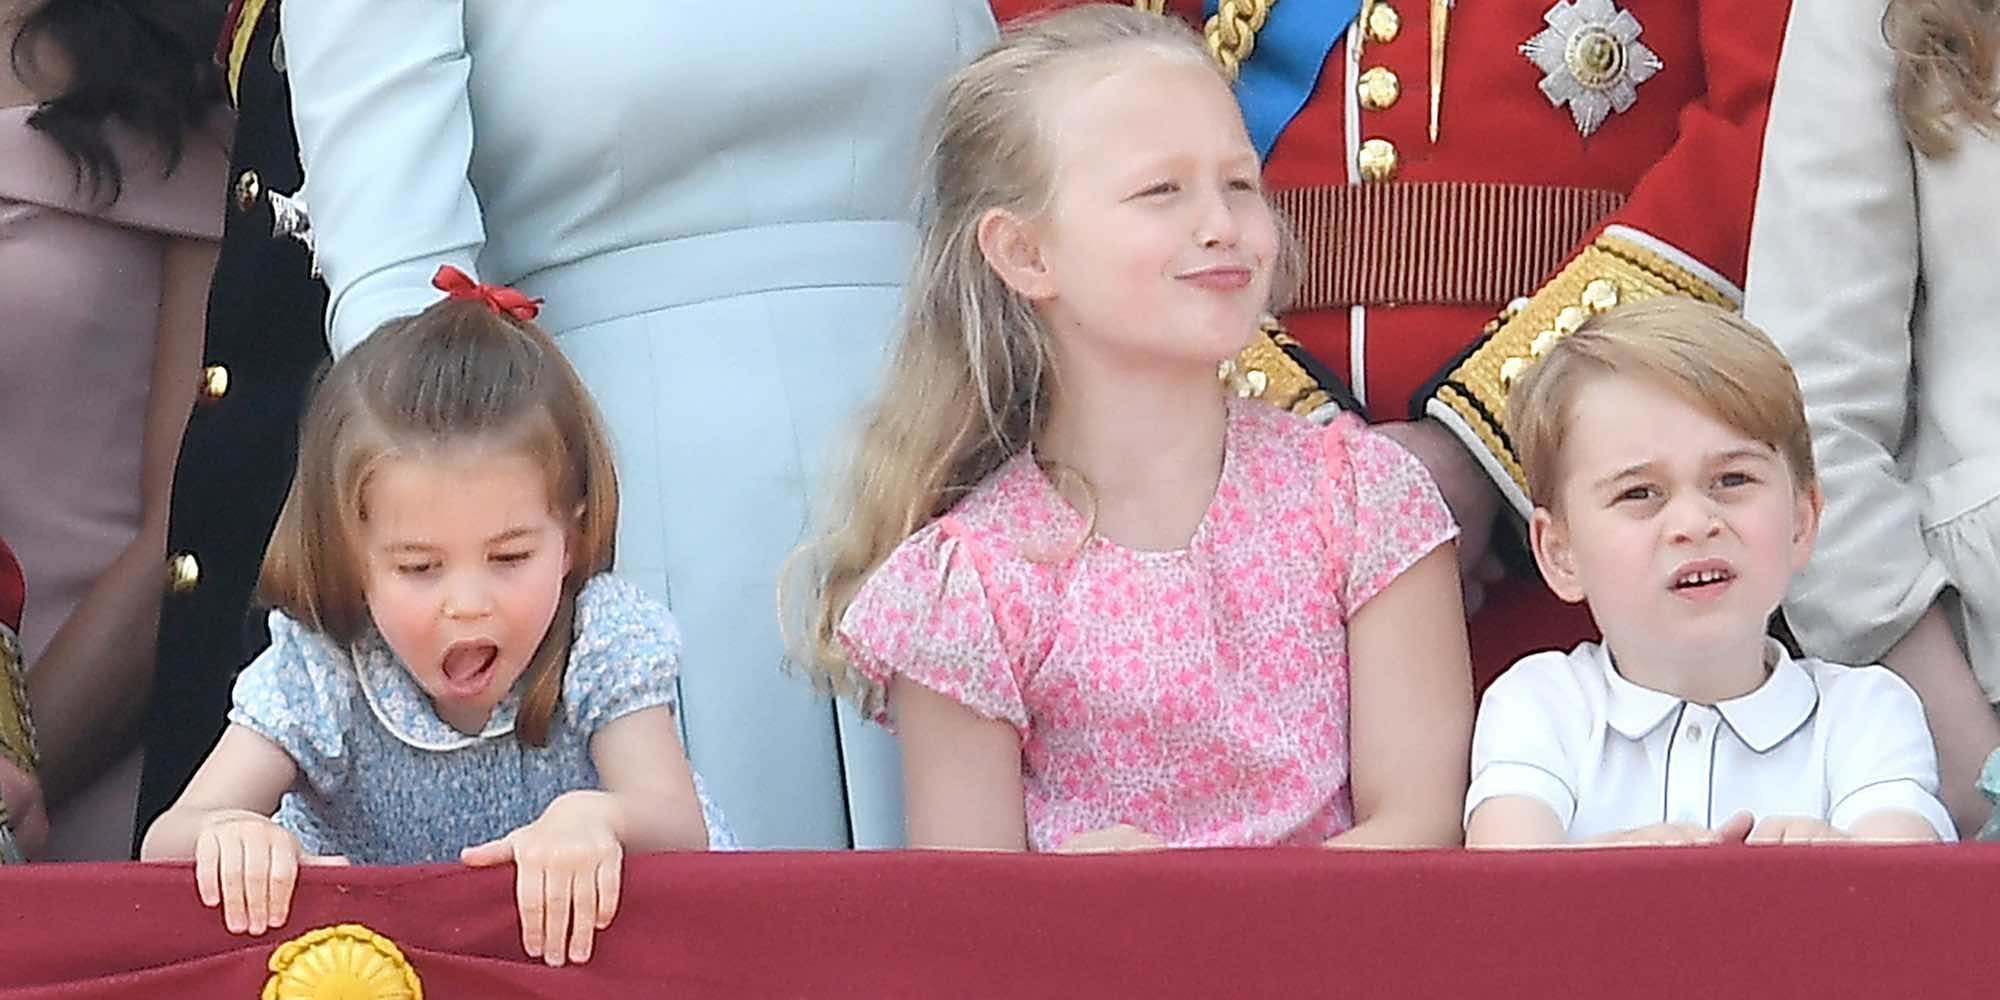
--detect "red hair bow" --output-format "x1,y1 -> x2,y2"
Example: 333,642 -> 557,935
432,265 -> 543,321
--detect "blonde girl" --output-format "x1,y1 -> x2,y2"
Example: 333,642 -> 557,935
790,7 -> 1473,853
1745,0 -> 2000,836
142,269 -> 729,965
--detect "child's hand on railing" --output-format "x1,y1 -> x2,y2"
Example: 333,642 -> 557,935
194,809 -> 349,935
462,790 -> 624,967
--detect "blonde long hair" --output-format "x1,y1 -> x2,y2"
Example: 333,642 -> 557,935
260,298 -> 620,746
783,7 -> 1231,707
1885,0 -> 2000,156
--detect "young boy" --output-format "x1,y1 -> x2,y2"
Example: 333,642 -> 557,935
1464,298 -> 1952,847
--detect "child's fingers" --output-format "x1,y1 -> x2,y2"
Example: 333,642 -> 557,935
194,828 -> 222,908
594,856 -> 621,929
516,861 -> 546,960
1714,812 -> 1755,843
542,861 -> 574,967
267,842 -> 299,930
461,838 -> 512,868
242,836 -> 273,934
216,837 -> 248,933
301,853 -> 351,867
567,869 -> 597,964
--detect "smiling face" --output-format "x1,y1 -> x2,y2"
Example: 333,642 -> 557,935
358,446 -> 573,734
1530,374 -> 1821,669
979,49 -> 1279,377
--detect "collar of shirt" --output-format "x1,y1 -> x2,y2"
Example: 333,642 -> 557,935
1596,638 -> 1819,753
350,633 -> 522,752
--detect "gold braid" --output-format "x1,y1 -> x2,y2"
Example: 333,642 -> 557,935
1130,0 -> 1275,80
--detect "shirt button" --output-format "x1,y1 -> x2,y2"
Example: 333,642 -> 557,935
1686,723 -> 1704,742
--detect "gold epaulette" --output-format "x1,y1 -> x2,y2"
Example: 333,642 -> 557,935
1432,229 -> 1738,496
1221,319 -> 1345,422
221,0 -> 273,106
0,626 -> 36,777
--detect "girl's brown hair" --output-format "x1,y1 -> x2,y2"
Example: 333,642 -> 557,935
782,6 -> 1290,711
1885,0 -> 2000,157
260,298 -> 620,745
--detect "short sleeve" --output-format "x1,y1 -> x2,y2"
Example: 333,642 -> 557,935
837,519 -> 1030,736
1821,665 -> 1955,840
1465,653 -> 1584,830
564,575 -> 683,736
1322,420 -> 1458,612
228,613 -> 354,794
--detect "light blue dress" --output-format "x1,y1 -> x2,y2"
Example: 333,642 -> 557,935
280,2 -> 997,846
230,574 -> 733,864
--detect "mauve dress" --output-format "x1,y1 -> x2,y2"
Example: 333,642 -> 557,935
0,104 -> 226,859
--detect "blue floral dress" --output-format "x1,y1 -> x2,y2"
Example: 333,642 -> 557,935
230,573 -> 733,863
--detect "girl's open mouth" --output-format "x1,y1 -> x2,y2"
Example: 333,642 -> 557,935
440,639 -> 501,695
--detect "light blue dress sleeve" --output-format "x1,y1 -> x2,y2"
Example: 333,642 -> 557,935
565,574 -> 736,848
280,0 -> 485,355
565,574 -> 682,734
227,613 -> 355,795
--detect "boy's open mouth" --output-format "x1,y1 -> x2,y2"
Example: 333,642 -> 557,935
1670,566 -> 1735,593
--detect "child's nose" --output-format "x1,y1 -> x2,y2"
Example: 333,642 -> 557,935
442,573 -> 493,618
1665,493 -> 1724,542
1195,189 -> 1241,248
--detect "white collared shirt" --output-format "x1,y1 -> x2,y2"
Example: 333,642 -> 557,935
1466,639 -> 1955,841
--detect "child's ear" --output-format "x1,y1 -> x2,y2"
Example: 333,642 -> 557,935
975,207 -> 1055,300
1529,506 -> 1587,604
1789,479 -> 1824,572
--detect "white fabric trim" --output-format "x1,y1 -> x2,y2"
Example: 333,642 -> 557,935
1603,223 -> 1745,306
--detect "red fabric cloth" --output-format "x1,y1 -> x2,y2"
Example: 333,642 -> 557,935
3,847 -> 1994,997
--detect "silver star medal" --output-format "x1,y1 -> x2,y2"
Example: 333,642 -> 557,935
1522,0 -> 1663,138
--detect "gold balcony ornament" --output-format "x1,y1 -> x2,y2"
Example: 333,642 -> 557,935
263,924 -> 422,1000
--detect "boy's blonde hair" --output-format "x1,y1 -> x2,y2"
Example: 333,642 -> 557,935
260,298 -> 620,746
783,6 -> 1287,709
1504,297 -> 1816,511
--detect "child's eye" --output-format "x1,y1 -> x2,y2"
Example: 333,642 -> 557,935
1134,181 -> 1178,198
1227,176 -> 1260,193
492,550 -> 535,565
394,562 -> 437,576
1715,471 -> 1755,489
1615,485 -> 1658,504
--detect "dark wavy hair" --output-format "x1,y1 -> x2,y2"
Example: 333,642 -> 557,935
1885,0 -> 2000,158
10,0 -> 225,203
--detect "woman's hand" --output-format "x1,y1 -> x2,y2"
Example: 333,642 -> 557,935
462,791 -> 623,966
194,809 -> 348,935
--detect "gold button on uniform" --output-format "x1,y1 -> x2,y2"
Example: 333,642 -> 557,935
198,364 -> 230,403
1357,138 -> 1400,183
167,552 -> 200,595
233,170 -> 261,214
1581,278 -> 1621,314
1357,66 -> 1401,111
1365,1 -> 1401,43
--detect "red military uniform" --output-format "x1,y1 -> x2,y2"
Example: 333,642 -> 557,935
991,0 -> 1788,683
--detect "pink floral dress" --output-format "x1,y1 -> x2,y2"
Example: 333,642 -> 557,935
839,399 -> 1455,849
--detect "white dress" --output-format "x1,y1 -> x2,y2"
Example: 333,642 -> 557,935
282,1 -> 997,846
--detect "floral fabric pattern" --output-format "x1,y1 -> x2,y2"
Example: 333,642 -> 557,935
840,399 -> 1455,850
